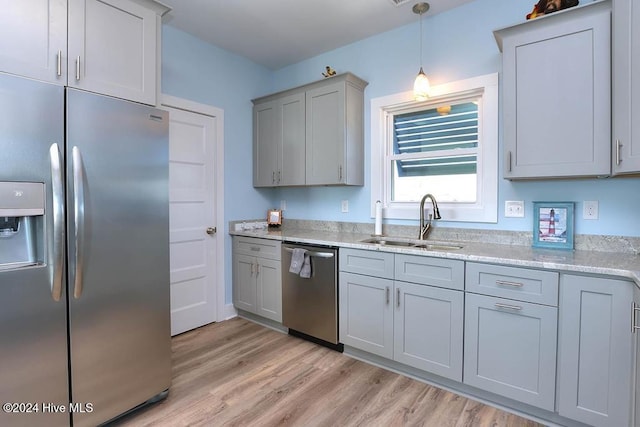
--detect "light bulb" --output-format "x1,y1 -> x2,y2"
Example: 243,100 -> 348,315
413,67 -> 430,101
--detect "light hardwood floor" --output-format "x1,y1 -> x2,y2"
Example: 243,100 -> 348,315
113,318 -> 543,427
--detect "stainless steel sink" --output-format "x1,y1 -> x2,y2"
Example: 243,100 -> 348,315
360,237 -> 463,251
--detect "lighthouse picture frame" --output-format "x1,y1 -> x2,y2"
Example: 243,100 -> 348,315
532,201 -> 575,250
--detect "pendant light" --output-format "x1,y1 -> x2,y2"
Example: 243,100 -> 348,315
413,2 -> 430,101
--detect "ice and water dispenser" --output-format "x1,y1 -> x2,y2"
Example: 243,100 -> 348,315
0,182 -> 45,270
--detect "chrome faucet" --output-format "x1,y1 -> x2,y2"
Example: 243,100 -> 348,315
418,193 -> 441,240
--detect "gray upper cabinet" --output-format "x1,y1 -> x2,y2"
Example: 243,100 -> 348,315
253,73 -> 368,187
612,0 -> 640,174
495,1 -> 611,179
253,93 -> 306,187
557,274 -> 637,427
0,0 -> 67,84
305,75 -> 367,185
0,0 -> 167,105
68,0 -> 166,105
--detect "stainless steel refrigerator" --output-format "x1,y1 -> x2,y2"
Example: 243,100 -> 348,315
0,72 -> 171,427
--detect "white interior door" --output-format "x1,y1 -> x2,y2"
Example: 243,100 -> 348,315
164,102 -> 219,336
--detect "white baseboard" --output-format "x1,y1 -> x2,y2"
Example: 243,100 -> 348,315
220,303 -> 237,321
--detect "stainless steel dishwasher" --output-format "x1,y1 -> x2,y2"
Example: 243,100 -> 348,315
282,242 -> 342,351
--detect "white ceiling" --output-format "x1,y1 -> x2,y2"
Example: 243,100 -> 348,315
160,0 -> 476,70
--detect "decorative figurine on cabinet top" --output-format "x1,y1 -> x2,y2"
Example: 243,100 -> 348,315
322,66 -> 337,78
527,0 -> 579,20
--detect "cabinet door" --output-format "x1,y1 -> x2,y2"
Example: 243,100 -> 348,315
339,272 -> 393,358
501,2 -> 611,179
233,254 -> 256,313
557,274 -> 635,427
394,282 -> 463,381
68,0 -> 158,105
253,100 -> 279,187
464,293 -> 557,411
306,81 -> 345,185
612,0 -> 640,174
279,93 -> 306,186
256,258 -> 282,322
0,0 -> 67,84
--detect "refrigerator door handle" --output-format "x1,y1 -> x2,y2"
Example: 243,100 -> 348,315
49,143 -> 65,302
72,146 -> 86,299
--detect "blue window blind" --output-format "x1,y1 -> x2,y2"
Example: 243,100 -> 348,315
393,102 -> 478,177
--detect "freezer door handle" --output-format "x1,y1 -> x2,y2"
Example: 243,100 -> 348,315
49,143 -> 65,302
72,146 -> 86,299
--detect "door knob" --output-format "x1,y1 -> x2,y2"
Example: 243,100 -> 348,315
206,227 -> 217,235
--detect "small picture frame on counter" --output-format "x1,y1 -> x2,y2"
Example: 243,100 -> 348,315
267,209 -> 282,227
532,201 -> 574,250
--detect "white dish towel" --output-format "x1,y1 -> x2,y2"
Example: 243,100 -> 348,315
300,253 -> 311,278
289,248 -> 306,274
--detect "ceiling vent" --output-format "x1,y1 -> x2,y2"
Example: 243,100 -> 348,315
388,0 -> 412,6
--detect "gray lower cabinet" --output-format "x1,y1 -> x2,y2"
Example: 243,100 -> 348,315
232,237 -> 282,322
464,262 -> 559,411
339,248 -> 464,381
557,274 -> 637,427
339,271 -> 393,358
394,281 -> 463,381
463,293 -> 558,411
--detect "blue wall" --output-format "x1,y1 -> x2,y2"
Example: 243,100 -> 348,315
162,26 -> 276,305
162,0 -> 639,304
268,0 -> 639,238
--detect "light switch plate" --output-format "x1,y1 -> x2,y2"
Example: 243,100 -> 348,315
505,200 -> 525,218
341,200 -> 349,213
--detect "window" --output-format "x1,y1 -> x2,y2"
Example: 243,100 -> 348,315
371,73 -> 498,223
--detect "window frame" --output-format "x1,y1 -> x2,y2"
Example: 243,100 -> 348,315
370,73 -> 498,223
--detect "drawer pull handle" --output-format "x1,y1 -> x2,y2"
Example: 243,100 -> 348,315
495,302 -> 522,311
250,246 -> 260,252
496,280 -> 523,288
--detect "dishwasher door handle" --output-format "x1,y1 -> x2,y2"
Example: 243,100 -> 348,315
283,247 -> 335,258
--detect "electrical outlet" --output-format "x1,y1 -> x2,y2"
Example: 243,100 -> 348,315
341,200 -> 349,213
505,200 -> 525,218
281,200 -> 287,211
583,200 -> 599,220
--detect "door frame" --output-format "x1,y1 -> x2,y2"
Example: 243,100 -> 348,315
161,94 -> 227,322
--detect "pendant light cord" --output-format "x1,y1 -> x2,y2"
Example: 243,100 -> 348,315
419,11 -> 423,69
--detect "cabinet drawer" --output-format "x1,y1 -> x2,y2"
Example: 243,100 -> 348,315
234,236 -> 281,260
339,248 -> 394,279
395,254 -> 464,290
466,262 -> 558,306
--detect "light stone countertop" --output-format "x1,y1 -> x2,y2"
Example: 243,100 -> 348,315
230,224 -> 640,288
